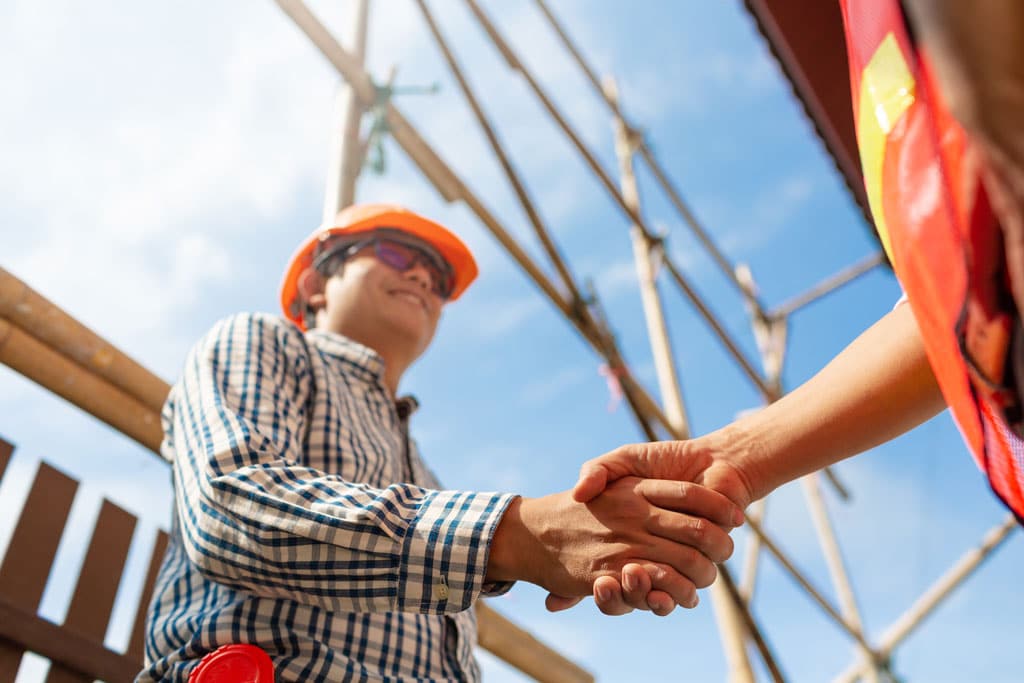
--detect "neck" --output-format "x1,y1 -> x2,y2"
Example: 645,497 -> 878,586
343,329 -> 415,396
375,342 -> 415,397
381,361 -> 405,397
314,318 -> 421,397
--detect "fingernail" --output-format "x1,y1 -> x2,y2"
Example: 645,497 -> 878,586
596,585 -> 612,602
733,508 -> 745,526
687,594 -> 700,609
623,573 -> 636,592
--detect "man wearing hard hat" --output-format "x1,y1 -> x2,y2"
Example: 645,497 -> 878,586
139,203 -> 743,682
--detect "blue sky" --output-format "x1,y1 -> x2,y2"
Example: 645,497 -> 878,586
1,1 -> 1020,681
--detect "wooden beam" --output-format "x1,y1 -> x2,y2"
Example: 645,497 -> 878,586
0,597 -> 141,683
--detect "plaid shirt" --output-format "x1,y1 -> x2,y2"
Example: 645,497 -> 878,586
140,313 -> 516,682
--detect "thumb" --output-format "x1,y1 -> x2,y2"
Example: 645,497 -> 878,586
572,462 -> 610,502
545,593 -> 585,612
574,441 -> 701,502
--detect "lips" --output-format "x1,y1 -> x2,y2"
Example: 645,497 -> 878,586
389,288 -> 427,312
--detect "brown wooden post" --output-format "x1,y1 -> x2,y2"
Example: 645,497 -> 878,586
128,530 -> 170,663
0,463 -> 79,679
45,500 -> 138,683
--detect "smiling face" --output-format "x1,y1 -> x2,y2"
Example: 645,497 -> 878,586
313,240 -> 445,365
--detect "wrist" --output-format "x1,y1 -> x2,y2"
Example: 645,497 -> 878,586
486,496 -> 531,584
708,420 -> 771,505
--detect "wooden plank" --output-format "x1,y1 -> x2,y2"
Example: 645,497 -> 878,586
476,603 -> 593,683
0,320 -> 164,454
0,596 -> 140,683
0,463 -> 78,681
0,436 -> 12,483
45,499 -> 138,683
127,529 -> 168,663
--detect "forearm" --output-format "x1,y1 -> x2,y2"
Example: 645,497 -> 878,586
181,456 -> 515,613
718,304 -> 946,500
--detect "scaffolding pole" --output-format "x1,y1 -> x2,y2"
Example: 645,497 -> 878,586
461,0 -> 774,400
743,516 -> 883,662
605,74 -> 759,681
771,251 -> 886,320
604,78 -> 691,440
740,499 -> 766,602
802,474 -> 880,683
530,0 -> 766,313
322,0 -> 369,221
832,515 -> 1018,683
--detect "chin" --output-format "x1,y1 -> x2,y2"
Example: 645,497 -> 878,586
382,314 -> 435,354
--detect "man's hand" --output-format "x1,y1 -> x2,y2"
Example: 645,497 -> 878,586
543,437 -> 756,616
573,439 -> 755,509
486,476 -> 744,614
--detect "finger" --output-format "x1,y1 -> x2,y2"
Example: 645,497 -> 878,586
639,561 -> 699,611
646,509 -> 735,564
545,593 -> 584,612
620,563 -> 653,612
574,443 -> 682,502
647,590 -> 676,616
637,479 -> 745,529
593,576 -> 634,616
645,539 -> 720,589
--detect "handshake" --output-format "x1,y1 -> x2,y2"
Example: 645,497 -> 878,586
485,435 -> 757,617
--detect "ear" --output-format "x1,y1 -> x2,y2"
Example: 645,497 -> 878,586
297,268 -> 326,312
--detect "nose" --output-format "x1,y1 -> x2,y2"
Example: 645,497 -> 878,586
404,262 -> 434,292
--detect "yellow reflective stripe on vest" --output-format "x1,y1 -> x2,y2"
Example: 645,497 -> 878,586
856,33 -> 916,262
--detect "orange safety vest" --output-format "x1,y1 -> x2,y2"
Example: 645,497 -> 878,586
840,0 -> 1024,519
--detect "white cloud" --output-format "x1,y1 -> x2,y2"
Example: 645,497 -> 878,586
470,295 -> 546,339
717,173 -> 817,257
520,365 -> 589,404
595,258 -> 639,298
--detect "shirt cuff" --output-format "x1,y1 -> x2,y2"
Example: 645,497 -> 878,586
397,490 -> 518,613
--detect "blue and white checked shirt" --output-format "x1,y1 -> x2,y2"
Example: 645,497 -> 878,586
141,313 -> 516,682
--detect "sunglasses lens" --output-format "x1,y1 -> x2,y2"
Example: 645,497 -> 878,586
376,240 -> 454,300
376,242 -> 417,270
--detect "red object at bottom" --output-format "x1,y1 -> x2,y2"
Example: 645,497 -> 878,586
188,644 -> 275,683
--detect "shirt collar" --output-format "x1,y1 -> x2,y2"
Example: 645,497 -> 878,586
305,329 -> 385,381
304,329 -> 421,417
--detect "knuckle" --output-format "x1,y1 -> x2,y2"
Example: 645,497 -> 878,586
690,517 -> 709,543
676,481 -> 690,502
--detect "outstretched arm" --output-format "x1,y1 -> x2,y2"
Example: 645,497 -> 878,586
578,303 -> 944,505
564,302 -> 946,613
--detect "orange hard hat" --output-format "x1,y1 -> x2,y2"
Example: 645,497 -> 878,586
279,203 -> 479,330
